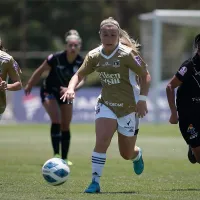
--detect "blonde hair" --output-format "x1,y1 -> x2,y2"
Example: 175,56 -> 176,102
65,29 -> 82,44
100,17 -> 140,53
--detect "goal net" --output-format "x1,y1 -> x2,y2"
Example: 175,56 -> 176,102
139,9 -> 200,123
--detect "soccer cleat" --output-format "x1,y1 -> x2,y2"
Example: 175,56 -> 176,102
64,159 -> 73,166
84,180 -> 101,193
133,149 -> 144,175
54,154 -> 61,158
188,145 -> 197,164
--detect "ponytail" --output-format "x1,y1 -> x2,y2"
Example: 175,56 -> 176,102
119,29 -> 140,53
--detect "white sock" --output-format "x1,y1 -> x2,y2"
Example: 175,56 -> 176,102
132,147 -> 142,162
92,152 -> 106,183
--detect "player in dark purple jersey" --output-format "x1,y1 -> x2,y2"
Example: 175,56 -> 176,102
166,33 -> 200,164
25,30 -> 84,165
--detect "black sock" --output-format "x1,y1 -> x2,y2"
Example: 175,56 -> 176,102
51,123 -> 61,155
61,130 -> 71,160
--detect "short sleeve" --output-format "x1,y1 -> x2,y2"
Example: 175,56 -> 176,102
46,54 -> 56,67
175,63 -> 192,82
126,51 -> 148,76
6,57 -> 21,81
76,54 -> 95,76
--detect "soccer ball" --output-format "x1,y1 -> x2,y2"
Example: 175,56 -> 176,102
42,158 -> 70,186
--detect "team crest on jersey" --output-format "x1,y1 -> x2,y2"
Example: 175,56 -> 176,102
178,66 -> 187,76
113,60 -> 120,68
47,54 -> 53,61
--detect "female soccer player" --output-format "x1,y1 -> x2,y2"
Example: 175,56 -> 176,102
166,33 -> 200,164
61,17 -> 151,193
24,30 -> 84,166
0,38 -> 22,120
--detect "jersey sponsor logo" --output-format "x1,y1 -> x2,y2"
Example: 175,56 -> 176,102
187,124 -> 198,139
56,65 -> 65,69
134,56 -> 142,66
76,60 -> 82,64
104,101 -> 123,107
73,65 -> 79,73
192,97 -> 200,103
99,72 -> 120,85
102,62 -> 112,67
178,66 -> 187,76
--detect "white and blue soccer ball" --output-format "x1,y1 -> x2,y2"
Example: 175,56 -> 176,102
42,158 -> 70,186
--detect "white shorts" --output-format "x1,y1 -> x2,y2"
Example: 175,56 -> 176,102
95,103 -> 139,137
0,114 -> 2,121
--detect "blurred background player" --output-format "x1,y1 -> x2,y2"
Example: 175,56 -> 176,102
0,38 -> 22,120
61,17 -> 151,193
166,33 -> 200,164
24,30 -> 84,166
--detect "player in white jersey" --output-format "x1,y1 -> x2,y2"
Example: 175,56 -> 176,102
61,17 -> 151,193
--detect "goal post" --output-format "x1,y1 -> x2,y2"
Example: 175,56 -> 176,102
139,9 -> 200,123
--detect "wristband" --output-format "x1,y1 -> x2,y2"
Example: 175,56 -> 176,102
139,95 -> 147,101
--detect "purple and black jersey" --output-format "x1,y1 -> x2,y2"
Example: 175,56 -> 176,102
175,53 -> 200,113
44,51 -> 83,90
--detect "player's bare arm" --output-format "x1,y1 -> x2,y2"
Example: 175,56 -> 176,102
166,76 -> 182,124
60,73 -> 85,102
4,59 -> 22,91
136,70 -> 151,118
24,60 -> 50,95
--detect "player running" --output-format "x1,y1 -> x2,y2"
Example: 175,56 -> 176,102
61,17 -> 151,193
166,33 -> 200,164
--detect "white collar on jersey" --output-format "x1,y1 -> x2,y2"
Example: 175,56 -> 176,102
100,43 -> 121,60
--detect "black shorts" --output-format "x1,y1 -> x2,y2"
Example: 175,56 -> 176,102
178,112 -> 200,148
40,86 -> 69,105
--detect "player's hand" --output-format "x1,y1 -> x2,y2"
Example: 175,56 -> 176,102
0,81 -> 7,91
24,84 -> 32,96
136,100 -> 148,118
60,86 -> 67,96
169,112 -> 178,124
60,88 -> 75,103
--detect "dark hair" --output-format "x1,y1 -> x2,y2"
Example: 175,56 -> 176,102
0,38 -> 6,52
194,34 -> 200,49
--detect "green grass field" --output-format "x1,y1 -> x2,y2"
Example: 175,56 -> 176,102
0,124 -> 200,200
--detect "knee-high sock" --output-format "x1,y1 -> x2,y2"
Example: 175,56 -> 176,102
51,123 -> 61,155
92,152 -> 106,183
61,130 -> 71,160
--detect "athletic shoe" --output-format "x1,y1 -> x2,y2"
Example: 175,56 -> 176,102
133,148 -> 144,175
84,180 -> 100,193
